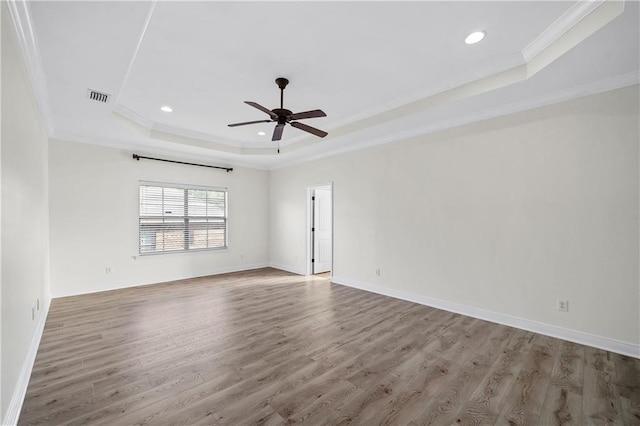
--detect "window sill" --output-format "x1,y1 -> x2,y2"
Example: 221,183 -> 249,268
136,246 -> 229,257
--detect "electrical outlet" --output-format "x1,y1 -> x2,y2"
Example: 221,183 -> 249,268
106,266 -> 111,274
375,268 -> 381,277
32,307 -> 35,321
37,298 -> 40,311
557,299 -> 569,312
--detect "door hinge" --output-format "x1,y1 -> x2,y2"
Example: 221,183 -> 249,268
312,259 -> 315,263
312,196 -> 315,201
312,227 -> 315,232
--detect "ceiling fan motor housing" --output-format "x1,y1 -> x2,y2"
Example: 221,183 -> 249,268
273,109 -> 292,124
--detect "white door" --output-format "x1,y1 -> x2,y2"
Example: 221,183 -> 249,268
313,188 -> 332,273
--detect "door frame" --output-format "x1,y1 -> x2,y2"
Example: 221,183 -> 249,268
306,182 -> 333,276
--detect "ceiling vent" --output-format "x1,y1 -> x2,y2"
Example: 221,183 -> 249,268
86,89 -> 110,103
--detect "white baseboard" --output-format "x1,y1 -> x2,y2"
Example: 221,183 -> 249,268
3,297 -> 51,426
268,262 -> 306,276
331,276 -> 640,359
51,263 -> 270,298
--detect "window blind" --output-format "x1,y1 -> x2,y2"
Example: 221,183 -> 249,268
139,182 -> 227,254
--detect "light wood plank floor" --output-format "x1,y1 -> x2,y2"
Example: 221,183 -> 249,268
19,268 -> 640,425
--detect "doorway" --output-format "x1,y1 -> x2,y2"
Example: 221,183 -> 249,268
307,184 -> 333,276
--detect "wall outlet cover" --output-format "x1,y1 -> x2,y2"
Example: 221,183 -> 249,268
557,299 -> 569,312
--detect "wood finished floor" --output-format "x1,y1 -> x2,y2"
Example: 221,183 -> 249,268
20,268 -> 640,425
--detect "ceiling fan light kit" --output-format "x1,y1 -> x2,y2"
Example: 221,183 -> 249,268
228,77 -> 328,152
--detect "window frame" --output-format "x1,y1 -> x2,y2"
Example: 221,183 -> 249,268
138,180 -> 228,255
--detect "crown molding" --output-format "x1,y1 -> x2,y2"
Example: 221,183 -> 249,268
50,132 -> 272,171
113,104 -> 153,129
5,0 -> 55,134
270,72 -> 638,170
525,0 -> 625,78
320,53 -> 525,137
522,0 -> 607,62
151,122 -> 241,148
149,124 -> 277,156
115,103 -> 280,151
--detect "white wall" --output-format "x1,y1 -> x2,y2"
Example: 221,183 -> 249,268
1,3 -> 50,421
48,140 -> 270,297
270,86 -> 640,348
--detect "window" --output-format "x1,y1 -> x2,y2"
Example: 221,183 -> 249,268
139,182 -> 227,254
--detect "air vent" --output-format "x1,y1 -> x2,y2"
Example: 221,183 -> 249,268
86,89 -> 110,103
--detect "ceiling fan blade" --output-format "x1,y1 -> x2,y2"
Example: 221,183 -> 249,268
245,101 -> 276,118
272,123 -> 285,141
289,109 -> 327,120
227,119 -> 272,127
290,121 -> 328,138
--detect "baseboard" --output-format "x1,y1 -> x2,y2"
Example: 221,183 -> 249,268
51,263 -> 270,298
331,276 -> 640,359
3,297 -> 51,426
268,262 -> 306,276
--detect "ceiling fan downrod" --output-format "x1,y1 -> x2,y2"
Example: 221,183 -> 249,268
276,77 -> 289,109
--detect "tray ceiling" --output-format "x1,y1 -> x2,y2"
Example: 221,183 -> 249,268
8,0 -> 639,169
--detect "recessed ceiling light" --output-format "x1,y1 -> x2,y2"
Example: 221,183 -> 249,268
465,31 -> 486,45
257,131 -> 266,136
160,105 -> 173,112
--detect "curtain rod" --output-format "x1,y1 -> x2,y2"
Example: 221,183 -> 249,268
132,154 -> 233,172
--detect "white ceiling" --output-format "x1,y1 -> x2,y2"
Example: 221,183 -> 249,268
9,1 -> 640,169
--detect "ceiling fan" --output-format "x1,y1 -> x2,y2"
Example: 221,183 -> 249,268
228,78 -> 328,143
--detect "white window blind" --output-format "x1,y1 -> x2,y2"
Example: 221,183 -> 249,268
139,182 -> 227,254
